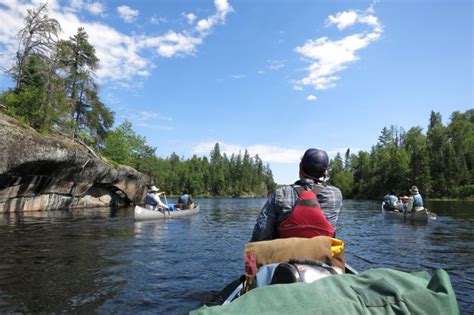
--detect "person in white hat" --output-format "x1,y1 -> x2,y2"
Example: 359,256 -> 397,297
407,185 -> 424,212
145,186 -> 169,210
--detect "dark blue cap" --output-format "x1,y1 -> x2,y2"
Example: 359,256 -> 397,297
301,148 -> 329,178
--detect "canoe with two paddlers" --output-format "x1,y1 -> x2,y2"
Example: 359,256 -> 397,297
134,204 -> 199,220
381,201 -> 436,222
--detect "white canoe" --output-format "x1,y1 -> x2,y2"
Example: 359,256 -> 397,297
134,204 -> 200,220
381,202 -> 436,222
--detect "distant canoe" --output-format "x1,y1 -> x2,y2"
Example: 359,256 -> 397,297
134,204 -> 200,221
381,202 -> 436,222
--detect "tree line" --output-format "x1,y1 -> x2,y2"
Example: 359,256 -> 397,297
0,4 -> 276,197
102,121 -> 276,196
328,109 -> 474,200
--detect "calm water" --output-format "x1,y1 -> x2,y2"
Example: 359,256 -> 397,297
0,199 -> 473,314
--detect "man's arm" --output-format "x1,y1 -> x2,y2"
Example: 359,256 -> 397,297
250,194 -> 278,242
154,194 -> 168,208
317,185 -> 343,228
250,187 -> 295,242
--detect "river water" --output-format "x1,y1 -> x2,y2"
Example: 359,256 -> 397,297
0,199 -> 472,314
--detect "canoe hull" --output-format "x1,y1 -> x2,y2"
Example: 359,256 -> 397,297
134,204 -> 200,220
212,263 -> 357,306
381,202 -> 435,222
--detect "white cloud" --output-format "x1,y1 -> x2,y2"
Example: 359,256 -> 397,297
195,0 -> 233,34
66,0 -> 105,16
87,2 -> 105,16
294,6 -> 383,93
327,9 -> 382,32
136,122 -> 174,131
0,1 -> 233,84
139,31 -> 203,58
268,59 -> 285,70
258,60 -> 285,75
117,5 -> 139,23
327,11 -> 358,30
306,94 -> 317,101
133,111 -> 172,122
68,0 -> 84,12
184,12 -> 197,24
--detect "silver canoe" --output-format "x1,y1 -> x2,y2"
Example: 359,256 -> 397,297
134,204 -> 200,220
381,202 -> 436,222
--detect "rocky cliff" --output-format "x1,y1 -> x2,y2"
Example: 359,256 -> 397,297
0,114 -> 150,212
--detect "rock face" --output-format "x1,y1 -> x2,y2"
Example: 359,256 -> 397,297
0,114 -> 150,212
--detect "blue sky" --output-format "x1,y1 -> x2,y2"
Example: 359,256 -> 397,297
0,0 -> 472,184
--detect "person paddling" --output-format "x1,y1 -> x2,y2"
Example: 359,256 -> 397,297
383,190 -> 400,211
145,186 -> 169,210
250,148 -> 343,242
408,185 -> 424,212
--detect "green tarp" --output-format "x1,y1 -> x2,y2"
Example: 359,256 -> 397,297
191,268 -> 459,315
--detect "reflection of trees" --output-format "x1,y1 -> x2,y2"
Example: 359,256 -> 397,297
0,210 -> 135,313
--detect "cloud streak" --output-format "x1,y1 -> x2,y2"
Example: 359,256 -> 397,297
294,6 -> 383,93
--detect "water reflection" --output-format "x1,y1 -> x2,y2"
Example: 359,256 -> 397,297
0,209 -> 133,313
0,199 -> 472,313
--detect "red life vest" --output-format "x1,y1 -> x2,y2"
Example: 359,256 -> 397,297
277,185 -> 335,238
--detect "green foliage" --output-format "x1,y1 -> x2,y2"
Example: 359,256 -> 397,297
102,120 -> 154,166
133,143 -> 275,197
0,87 -> 49,131
328,153 -> 353,197
335,109 -> 473,200
1,4 -> 113,148
101,120 -> 274,197
56,27 -> 113,143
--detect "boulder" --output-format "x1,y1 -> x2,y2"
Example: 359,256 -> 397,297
0,114 -> 150,212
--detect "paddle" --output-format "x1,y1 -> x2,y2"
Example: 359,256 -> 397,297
163,192 -> 171,215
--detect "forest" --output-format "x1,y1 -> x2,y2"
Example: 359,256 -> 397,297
327,109 -> 474,200
1,4 -> 472,200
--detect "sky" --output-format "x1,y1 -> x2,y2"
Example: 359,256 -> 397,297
0,0 -> 472,185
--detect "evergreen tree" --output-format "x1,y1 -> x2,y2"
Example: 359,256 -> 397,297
1,3 -> 66,131
209,143 -> 226,195
426,111 -> 448,197
57,27 -> 113,143
10,3 -> 61,91
328,153 -> 353,197
404,127 -> 431,194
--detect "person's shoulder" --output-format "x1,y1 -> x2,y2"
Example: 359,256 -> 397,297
317,182 -> 341,191
273,185 -> 294,196
272,184 -> 296,201
318,183 -> 342,196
